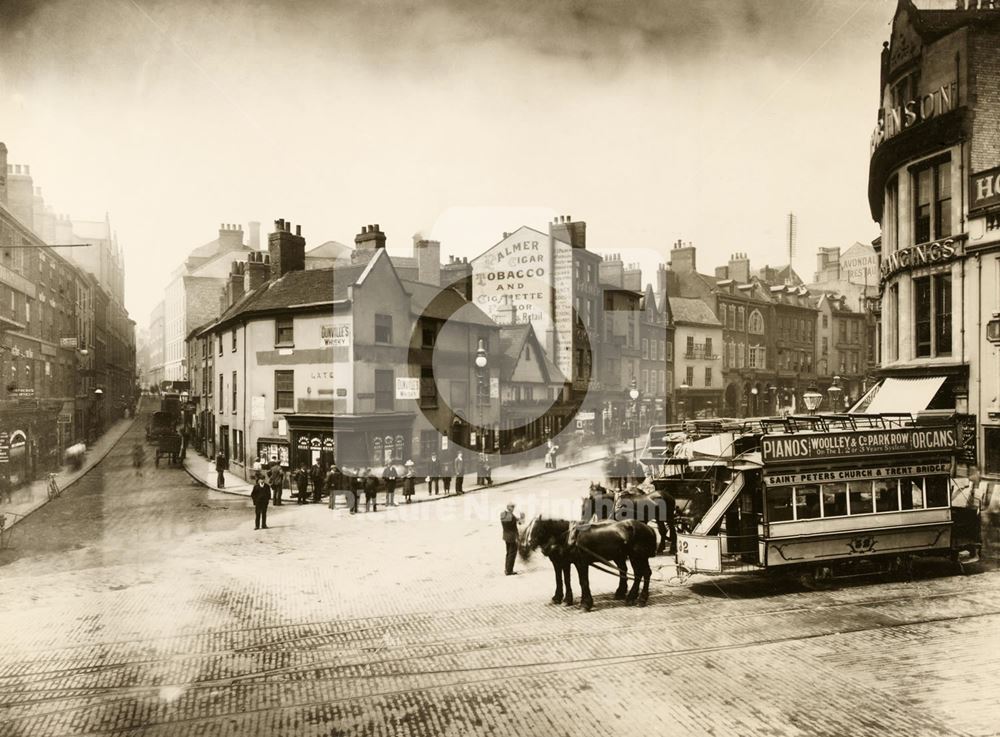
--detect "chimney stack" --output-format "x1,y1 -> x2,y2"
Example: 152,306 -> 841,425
354,223 -> 386,252
550,215 -> 586,249
413,235 -> 441,286
244,250 -> 272,292
669,240 -> 696,275
656,264 -> 667,298
248,221 -> 261,250
268,219 -> 306,280
218,222 -> 244,251
728,252 -> 750,283
227,260 -> 246,307
623,262 -> 642,292
599,252 -> 624,288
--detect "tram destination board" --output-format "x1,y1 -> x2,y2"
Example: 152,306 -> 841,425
761,426 -> 958,464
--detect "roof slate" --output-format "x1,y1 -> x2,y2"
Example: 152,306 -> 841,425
668,297 -> 721,326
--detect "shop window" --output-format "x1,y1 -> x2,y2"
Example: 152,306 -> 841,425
925,476 -> 949,508
374,369 -> 394,411
767,486 -> 793,522
794,484 -> 821,520
822,482 -> 848,517
986,428 -> 1000,476
913,158 -> 951,244
874,479 -> 899,513
374,314 -> 393,344
275,317 -> 294,346
274,370 -> 294,411
914,274 -> 952,358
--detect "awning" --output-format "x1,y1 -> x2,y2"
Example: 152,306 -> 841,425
854,376 -> 947,415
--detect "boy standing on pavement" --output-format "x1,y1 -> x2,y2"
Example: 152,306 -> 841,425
251,476 -> 271,530
500,502 -> 525,576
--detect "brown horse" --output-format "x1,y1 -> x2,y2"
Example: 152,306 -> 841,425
613,487 -> 677,555
518,517 -> 575,606
567,518 -> 657,611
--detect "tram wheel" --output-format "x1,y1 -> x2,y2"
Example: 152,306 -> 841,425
798,566 -> 834,591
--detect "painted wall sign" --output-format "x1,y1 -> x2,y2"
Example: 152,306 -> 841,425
970,165 -> 1000,213
761,427 -> 957,464
880,238 -> 957,282
251,395 -> 266,421
395,377 -> 420,400
471,228 -> 551,328
764,461 -> 950,487
321,323 -> 351,348
870,81 -> 957,154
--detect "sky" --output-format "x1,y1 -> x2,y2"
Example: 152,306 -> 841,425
0,0 -> 900,327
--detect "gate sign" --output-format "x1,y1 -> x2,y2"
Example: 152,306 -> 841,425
761,427 -> 958,464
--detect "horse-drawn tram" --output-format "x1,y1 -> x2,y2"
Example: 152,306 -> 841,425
671,413 -> 981,585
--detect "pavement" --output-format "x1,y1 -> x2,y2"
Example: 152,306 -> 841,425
182,437 -> 636,503
0,402 -> 139,536
3,403 -> 1000,737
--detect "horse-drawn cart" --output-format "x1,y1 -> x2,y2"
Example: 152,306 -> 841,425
154,432 -> 182,467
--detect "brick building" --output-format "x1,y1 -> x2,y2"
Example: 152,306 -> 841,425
866,0 -> 1000,472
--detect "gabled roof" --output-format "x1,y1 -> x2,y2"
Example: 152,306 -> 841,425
402,279 -> 495,326
496,323 -> 567,384
668,297 -> 721,327
306,240 -> 352,260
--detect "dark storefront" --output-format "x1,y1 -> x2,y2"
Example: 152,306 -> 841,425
286,412 -> 414,470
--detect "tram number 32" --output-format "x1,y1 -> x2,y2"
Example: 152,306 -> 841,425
678,540 -> 690,554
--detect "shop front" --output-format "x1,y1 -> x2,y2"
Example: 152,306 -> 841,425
286,412 -> 414,470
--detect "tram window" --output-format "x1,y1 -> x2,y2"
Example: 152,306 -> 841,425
848,481 -> 874,515
794,484 -> 821,520
925,476 -> 949,508
822,482 -> 848,517
874,480 -> 899,513
900,477 -> 925,510
767,487 -> 794,522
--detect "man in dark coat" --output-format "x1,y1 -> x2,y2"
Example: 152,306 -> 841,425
268,462 -> 285,505
500,502 -> 525,575
428,453 -> 441,495
215,452 -> 228,488
310,463 -> 325,503
250,476 -> 271,530
454,452 -> 465,494
442,459 -> 452,494
364,468 -> 379,512
294,464 -> 310,505
348,470 -> 360,514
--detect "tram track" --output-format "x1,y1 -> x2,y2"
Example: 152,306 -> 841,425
0,577 -> 989,690
2,581 -> 998,731
1,602 -> 996,737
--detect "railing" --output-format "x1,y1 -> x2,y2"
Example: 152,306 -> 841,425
684,345 -> 719,360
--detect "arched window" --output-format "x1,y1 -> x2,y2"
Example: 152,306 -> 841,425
748,309 -> 765,335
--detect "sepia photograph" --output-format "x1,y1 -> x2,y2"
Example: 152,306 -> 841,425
1,0 -> 999,734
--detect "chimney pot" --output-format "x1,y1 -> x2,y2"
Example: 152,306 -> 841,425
296,224 -> 301,236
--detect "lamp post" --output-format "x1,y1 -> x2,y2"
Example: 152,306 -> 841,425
474,339 -> 488,453
628,376 -> 640,467
827,375 -> 843,414
750,385 -> 759,417
678,382 -> 689,422
802,385 -> 823,415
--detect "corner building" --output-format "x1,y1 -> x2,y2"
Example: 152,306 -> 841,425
868,0 -> 1000,472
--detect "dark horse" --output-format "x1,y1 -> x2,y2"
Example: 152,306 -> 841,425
519,517 -> 657,612
518,517 -> 575,606
568,519 -> 657,611
580,482 -> 616,522
613,487 -> 677,556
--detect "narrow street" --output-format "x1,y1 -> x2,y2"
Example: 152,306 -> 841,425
1,408 -> 998,737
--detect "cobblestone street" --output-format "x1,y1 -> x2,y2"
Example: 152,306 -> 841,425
2,418 -> 999,737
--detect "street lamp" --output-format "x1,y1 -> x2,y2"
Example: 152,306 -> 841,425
678,381 -> 690,422
750,385 -> 759,417
827,376 -> 843,413
802,385 -> 823,414
628,376 -> 640,469
474,339 -> 488,452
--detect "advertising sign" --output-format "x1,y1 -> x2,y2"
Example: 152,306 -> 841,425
11,388 -> 34,398
321,323 -> 351,348
764,462 -> 951,487
761,427 -> 958,464
251,395 -> 266,421
471,227 -> 551,329
880,237 -> 959,282
870,81 -> 957,154
59,337 -> 78,349
971,165 -> 1000,213
396,377 -> 420,400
